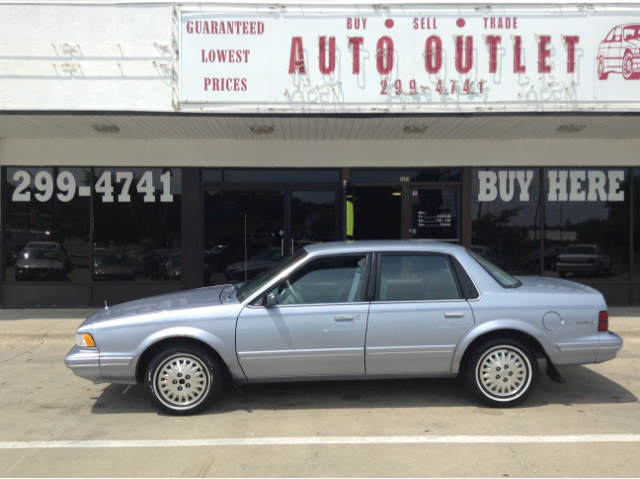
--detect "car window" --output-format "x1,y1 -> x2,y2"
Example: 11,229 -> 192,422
468,250 -> 521,289
378,254 -> 461,302
605,28 -> 616,42
20,249 -> 60,261
268,255 -> 368,305
614,27 -> 622,41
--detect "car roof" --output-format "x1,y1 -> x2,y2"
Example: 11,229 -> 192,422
302,240 -> 466,255
26,241 -> 58,247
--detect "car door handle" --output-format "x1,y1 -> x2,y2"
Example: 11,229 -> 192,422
335,315 -> 354,321
444,312 -> 465,318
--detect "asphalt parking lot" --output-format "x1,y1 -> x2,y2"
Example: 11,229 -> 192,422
1,308 -> 639,477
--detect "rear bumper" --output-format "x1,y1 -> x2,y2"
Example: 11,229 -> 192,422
64,345 -> 104,384
596,332 -> 623,363
554,332 -> 623,365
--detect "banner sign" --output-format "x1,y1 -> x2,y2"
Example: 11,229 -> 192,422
178,5 -> 640,112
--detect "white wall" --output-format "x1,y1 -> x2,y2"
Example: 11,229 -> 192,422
2,138 -> 640,167
0,4 -> 174,111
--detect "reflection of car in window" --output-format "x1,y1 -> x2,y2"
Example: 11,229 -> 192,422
15,248 -> 67,281
556,244 -> 612,277
597,24 -> 640,80
93,249 -> 136,281
225,247 -> 283,282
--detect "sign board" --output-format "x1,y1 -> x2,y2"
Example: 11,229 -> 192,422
178,5 -> 640,112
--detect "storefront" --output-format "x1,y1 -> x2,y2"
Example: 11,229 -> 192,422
1,2 -> 640,307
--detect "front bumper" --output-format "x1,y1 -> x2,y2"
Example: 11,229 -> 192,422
64,345 -> 103,384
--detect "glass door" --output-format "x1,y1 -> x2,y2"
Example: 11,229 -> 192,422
291,190 -> 338,253
408,188 -> 460,242
203,190 -> 285,287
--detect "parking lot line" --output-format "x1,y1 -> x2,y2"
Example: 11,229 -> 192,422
1,434 -> 639,449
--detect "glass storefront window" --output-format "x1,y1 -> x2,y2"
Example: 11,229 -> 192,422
544,168 -> 630,287
4,167 -> 91,283
351,169 -> 461,183
92,168 -> 182,283
202,169 -> 339,183
471,168 -> 541,275
292,191 -> 337,251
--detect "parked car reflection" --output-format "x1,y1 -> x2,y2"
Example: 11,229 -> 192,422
158,252 -> 212,286
14,248 -> 67,281
225,247 -> 283,282
557,245 -> 612,277
93,248 -> 136,281
24,241 -> 71,271
520,246 -> 567,274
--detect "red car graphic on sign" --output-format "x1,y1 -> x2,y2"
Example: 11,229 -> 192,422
597,24 -> 640,80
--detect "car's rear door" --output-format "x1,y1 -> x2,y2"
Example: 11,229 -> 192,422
236,253 -> 371,378
365,253 -> 474,374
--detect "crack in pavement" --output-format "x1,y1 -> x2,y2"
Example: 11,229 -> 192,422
476,406 -> 536,478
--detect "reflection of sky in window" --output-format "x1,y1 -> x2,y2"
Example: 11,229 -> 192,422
544,169 -> 627,226
292,191 -> 336,204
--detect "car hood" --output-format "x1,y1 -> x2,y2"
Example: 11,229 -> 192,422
16,258 -> 64,268
95,265 -> 135,274
84,285 -> 229,324
514,275 -> 601,295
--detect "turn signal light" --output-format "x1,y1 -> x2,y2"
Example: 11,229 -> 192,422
76,333 -> 96,347
598,311 -> 609,332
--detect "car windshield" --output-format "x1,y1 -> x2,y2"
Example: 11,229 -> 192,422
20,249 -> 60,260
237,249 -> 307,302
564,246 -> 597,255
95,254 -> 129,266
468,250 -> 521,288
624,26 -> 640,40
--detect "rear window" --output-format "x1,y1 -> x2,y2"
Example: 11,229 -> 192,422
468,250 -> 521,289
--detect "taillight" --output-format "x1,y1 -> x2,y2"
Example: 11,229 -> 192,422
598,311 -> 609,332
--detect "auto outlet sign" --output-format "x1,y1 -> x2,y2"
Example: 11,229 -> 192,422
178,5 -> 640,112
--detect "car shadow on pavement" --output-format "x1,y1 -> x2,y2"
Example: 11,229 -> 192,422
90,363 -> 637,415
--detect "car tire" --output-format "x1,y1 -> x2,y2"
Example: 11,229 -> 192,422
464,338 -> 538,408
622,52 -> 639,79
597,57 -> 609,80
145,345 -> 223,416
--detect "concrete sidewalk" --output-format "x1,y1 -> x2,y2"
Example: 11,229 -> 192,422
0,307 -> 638,347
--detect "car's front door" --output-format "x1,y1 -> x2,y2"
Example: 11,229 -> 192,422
610,27 -> 623,69
365,253 -> 474,374
236,254 -> 371,378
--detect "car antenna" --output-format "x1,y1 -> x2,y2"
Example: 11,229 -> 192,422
104,300 -> 109,314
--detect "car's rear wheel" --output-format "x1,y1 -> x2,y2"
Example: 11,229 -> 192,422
598,57 -> 609,80
464,339 -> 538,408
145,345 -> 223,415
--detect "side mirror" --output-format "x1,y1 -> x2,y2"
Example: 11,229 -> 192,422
265,293 -> 278,307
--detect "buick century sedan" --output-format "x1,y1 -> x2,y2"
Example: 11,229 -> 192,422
65,241 -> 623,415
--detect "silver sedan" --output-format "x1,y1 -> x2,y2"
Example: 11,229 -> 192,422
65,241 -> 623,415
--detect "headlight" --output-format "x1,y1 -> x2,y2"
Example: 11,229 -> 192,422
76,333 -> 96,347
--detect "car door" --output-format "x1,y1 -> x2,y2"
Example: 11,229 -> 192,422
365,253 -> 474,374
611,27 -> 623,69
236,253 -> 371,378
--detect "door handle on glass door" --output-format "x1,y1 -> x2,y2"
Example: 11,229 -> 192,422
444,312 -> 464,318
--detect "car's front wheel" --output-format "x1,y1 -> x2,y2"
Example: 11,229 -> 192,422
464,339 -> 538,408
145,345 -> 223,415
622,52 -> 639,79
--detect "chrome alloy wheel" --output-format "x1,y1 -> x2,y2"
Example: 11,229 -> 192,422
153,353 -> 211,410
475,346 -> 532,401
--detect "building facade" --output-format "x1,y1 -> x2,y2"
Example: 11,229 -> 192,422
2,1 -> 640,307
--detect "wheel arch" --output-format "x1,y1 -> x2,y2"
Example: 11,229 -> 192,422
452,325 -> 547,375
135,334 -> 232,384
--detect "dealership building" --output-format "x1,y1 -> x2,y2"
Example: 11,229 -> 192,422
2,0 -> 640,307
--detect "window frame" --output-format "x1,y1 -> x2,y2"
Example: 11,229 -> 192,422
373,252 -> 465,303
250,252 -> 373,308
